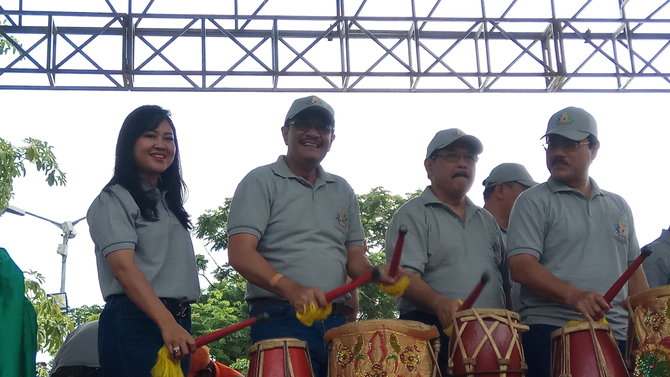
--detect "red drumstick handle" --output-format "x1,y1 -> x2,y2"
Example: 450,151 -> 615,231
389,225 -> 408,277
460,273 -> 490,310
325,267 -> 382,302
603,247 -> 652,304
195,313 -> 269,347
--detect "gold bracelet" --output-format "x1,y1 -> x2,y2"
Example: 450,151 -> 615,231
269,273 -> 285,287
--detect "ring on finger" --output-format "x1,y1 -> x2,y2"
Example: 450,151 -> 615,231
173,346 -> 181,354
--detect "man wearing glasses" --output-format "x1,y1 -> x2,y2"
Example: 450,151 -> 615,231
506,107 -> 648,377
227,95 -> 399,377
386,128 -> 508,372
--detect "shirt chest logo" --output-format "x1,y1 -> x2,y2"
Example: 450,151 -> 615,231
613,221 -> 628,242
336,210 -> 348,231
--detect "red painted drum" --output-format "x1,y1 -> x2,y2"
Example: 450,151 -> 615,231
449,309 -> 528,377
248,338 -> 314,377
551,321 -> 629,377
625,286 -> 670,377
324,319 -> 440,377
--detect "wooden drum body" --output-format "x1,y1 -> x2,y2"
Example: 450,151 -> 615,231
449,309 -> 528,377
626,285 -> 670,377
551,321 -> 628,377
248,338 -> 314,377
324,319 -> 440,377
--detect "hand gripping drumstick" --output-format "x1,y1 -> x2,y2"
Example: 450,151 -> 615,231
325,225 -> 407,302
459,272 -> 490,310
152,313 -> 270,377
195,312 -> 270,346
602,246 -> 652,304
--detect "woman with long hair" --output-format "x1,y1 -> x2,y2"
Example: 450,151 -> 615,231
87,105 -> 200,376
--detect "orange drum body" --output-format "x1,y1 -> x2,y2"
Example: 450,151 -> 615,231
248,338 -> 314,377
626,286 -> 670,376
551,322 -> 629,377
449,309 -> 528,377
324,319 -> 440,377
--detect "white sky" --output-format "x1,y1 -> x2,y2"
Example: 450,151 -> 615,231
1,91 -> 668,310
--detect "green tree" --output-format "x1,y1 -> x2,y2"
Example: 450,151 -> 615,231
0,137 -> 67,211
68,304 -> 103,327
356,187 -> 421,320
23,271 -> 75,355
0,18 -> 22,55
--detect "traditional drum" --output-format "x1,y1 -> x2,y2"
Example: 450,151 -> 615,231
248,338 -> 314,377
625,285 -> 670,376
551,321 -> 628,377
449,308 -> 528,377
324,319 -> 440,377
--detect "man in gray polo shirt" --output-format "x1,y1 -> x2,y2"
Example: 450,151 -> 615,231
506,106 -> 648,377
386,128 -> 507,372
642,226 -> 670,287
482,163 -> 537,311
227,95 -> 398,377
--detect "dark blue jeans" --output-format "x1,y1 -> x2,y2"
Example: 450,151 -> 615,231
523,324 -> 627,377
249,305 -> 347,377
98,295 -> 192,377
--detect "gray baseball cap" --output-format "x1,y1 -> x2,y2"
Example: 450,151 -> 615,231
426,128 -> 483,158
543,106 -> 598,141
284,95 -> 335,126
482,163 -> 538,189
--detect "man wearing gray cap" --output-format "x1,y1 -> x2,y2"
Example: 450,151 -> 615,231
483,163 -> 537,312
506,107 -> 648,377
386,128 -> 507,372
483,163 -> 537,233
227,95 -> 399,377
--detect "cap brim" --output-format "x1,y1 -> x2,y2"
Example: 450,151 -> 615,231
517,179 -> 539,187
542,128 -> 590,141
286,106 -> 334,126
458,135 -> 483,154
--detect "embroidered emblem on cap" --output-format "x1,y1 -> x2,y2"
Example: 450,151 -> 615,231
307,96 -> 322,105
451,128 -> 465,136
558,113 -> 574,125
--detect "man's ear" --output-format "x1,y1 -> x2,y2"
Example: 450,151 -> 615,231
281,126 -> 289,145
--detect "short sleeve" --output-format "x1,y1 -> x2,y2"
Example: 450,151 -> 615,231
227,170 -> 272,239
87,189 -> 138,256
386,201 -> 428,274
345,188 -> 365,247
506,191 -> 546,260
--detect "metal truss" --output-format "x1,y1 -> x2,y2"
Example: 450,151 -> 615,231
0,0 -> 669,92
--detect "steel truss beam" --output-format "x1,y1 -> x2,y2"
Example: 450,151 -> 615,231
0,0 -> 669,92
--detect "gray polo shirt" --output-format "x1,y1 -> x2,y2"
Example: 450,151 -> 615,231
507,178 -> 639,340
227,156 -> 365,303
87,183 -> 200,302
50,320 -> 99,373
386,187 -> 507,313
642,229 -> 670,288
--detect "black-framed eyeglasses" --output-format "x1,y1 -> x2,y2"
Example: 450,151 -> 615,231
542,140 -> 590,151
288,122 -> 334,134
432,151 -> 478,163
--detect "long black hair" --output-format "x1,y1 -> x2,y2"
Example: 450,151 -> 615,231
105,105 -> 191,229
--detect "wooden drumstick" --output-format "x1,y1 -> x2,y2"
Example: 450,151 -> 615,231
325,267 -> 382,302
195,312 -> 270,347
388,225 -> 407,277
459,273 -> 490,310
324,227 -> 407,302
603,246 -> 652,304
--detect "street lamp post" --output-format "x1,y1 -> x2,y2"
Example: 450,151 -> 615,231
3,205 -> 85,309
